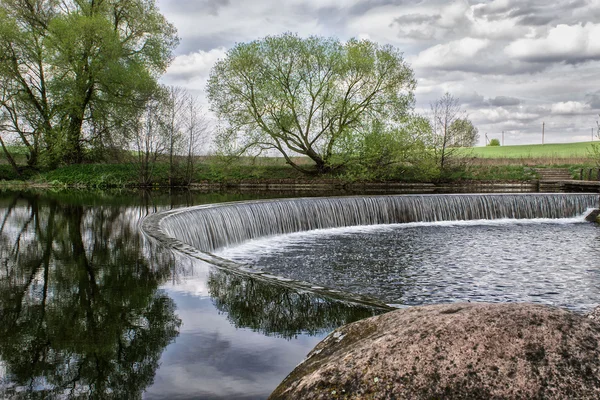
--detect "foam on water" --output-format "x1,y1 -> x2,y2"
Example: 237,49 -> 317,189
215,212 -> 593,262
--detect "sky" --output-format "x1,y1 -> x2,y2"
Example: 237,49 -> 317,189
158,0 -> 600,146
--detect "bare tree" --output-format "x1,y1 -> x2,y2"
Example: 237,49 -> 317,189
130,97 -> 169,186
180,95 -> 208,185
163,86 -> 187,186
430,93 -> 464,171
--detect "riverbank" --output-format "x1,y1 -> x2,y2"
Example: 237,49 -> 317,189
0,162 -> 548,188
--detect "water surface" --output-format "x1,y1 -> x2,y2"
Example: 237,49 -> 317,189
219,217 -> 600,311
0,190 -> 377,399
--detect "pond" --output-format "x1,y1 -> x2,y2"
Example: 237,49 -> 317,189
0,190 -> 598,399
0,190 -> 378,399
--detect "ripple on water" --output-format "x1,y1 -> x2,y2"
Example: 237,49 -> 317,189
216,218 -> 600,312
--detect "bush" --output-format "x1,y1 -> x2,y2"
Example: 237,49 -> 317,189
488,138 -> 501,146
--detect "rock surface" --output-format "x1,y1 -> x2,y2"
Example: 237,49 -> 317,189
270,303 -> 600,400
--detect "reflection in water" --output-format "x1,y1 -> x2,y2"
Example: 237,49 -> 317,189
207,269 -> 381,340
0,192 -> 180,399
0,189 -> 383,399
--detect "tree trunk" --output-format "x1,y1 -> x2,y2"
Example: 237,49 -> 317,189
65,114 -> 84,164
0,135 -> 21,177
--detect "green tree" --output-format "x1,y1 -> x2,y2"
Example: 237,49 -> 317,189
0,0 -> 178,168
448,118 -> 479,148
349,114 -> 436,180
488,138 -> 501,146
207,33 -> 416,174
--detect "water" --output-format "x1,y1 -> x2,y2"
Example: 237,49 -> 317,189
160,194 -> 598,253
0,190 -> 377,399
218,217 -> 600,311
1,190 -> 599,399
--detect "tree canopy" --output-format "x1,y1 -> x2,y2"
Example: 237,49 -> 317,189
0,0 -> 178,167
448,118 -> 479,148
207,33 -> 416,174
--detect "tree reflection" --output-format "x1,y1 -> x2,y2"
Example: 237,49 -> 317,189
0,192 -> 180,399
207,269 -> 383,340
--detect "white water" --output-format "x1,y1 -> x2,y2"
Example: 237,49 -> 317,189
215,213 -> 593,262
160,194 -> 599,254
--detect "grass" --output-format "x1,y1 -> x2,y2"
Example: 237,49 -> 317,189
468,141 -> 597,159
1,141 -> 598,188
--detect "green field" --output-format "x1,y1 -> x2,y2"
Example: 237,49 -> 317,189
469,141 -> 597,159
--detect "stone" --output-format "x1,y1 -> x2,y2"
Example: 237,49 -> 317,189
588,306 -> 600,322
584,209 -> 600,222
270,303 -> 600,400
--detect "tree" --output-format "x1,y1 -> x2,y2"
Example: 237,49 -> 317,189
129,91 -> 169,186
448,118 -> 479,148
488,138 -> 501,146
430,93 -> 466,171
179,93 -> 208,185
0,0 -> 178,168
207,33 -> 416,174
349,114 -> 436,180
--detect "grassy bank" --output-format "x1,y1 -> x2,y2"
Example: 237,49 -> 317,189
0,162 -> 546,189
2,141 -> 598,188
469,141 -> 596,159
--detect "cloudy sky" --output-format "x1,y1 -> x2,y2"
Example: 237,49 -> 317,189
158,0 -> 600,146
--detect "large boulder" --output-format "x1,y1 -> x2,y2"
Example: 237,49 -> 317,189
270,303 -> 600,399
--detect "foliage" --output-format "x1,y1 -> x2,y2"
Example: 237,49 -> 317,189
448,118 -> 479,147
207,33 -> 416,174
488,138 -> 501,146
429,93 -> 472,172
345,115 -> 438,181
0,0 -> 179,169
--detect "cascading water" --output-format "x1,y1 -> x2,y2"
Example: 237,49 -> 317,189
155,194 -> 598,253
142,193 -> 599,308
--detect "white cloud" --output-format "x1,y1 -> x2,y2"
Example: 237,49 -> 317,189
550,101 -> 591,115
161,48 -> 227,98
476,107 -> 539,124
505,23 -> 600,63
413,37 -> 490,69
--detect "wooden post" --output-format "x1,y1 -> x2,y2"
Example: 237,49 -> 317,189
580,168 -> 584,180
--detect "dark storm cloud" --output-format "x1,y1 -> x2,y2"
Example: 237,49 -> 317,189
489,96 -> 521,107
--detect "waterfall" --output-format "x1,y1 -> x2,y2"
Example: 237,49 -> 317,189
152,194 -> 598,254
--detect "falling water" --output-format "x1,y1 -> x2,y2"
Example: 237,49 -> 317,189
155,194 -> 599,254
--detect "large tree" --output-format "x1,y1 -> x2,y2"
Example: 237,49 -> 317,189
207,33 -> 416,174
0,0 -> 178,168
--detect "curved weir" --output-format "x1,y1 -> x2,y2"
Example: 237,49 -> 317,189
142,193 -> 599,308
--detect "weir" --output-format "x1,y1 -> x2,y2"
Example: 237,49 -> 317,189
154,194 -> 598,253
142,193 -> 598,308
